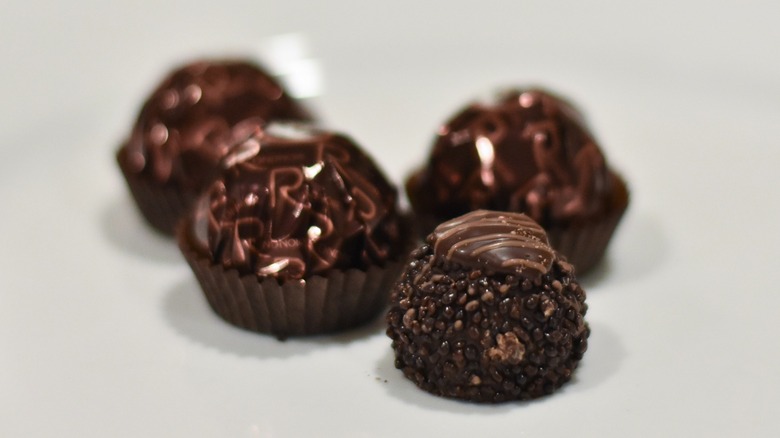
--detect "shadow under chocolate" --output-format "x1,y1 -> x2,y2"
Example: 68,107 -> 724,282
563,321 -> 626,392
162,277 -> 387,360
580,209 -> 668,290
100,195 -> 181,264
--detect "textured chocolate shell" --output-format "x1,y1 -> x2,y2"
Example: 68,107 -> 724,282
116,59 -> 312,234
387,210 -> 589,402
187,122 -> 406,281
406,88 -> 628,273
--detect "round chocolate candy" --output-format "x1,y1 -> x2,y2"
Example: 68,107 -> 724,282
387,210 -> 589,403
406,88 -> 628,273
117,59 -> 313,234
179,122 -> 408,338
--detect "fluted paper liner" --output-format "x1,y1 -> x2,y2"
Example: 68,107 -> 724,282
117,148 -> 195,236
545,206 -> 624,274
177,225 -> 405,339
546,172 -> 629,274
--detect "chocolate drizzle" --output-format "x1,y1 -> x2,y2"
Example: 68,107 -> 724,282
189,122 -> 405,281
430,210 -> 554,276
407,88 -> 612,229
120,60 -> 312,188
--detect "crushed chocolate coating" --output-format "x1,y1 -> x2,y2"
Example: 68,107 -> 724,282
118,59 -> 312,189
387,214 -> 589,403
186,122 -> 406,281
406,88 -> 628,272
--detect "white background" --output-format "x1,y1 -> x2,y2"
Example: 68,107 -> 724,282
1,1 -> 779,437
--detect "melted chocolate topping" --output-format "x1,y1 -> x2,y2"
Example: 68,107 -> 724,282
408,88 -> 610,225
430,210 -> 554,276
121,60 -> 312,187
189,122 -> 405,280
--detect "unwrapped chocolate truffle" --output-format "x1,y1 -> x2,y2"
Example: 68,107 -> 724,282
406,88 -> 628,273
117,59 -> 312,235
386,210 -> 589,403
178,122 -> 408,339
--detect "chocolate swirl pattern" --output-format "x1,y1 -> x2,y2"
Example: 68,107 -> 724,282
115,60 -> 314,235
430,210 -> 554,276
406,88 -> 630,274
408,88 -> 611,226
190,123 -> 404,281
121,60 -> 312,188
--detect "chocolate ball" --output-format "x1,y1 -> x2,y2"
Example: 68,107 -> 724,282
117,59 -> 313,234
179,122 -> 409,338
406,88 -> 628,273
386,210 -> 589,403
187,122 -> 405,279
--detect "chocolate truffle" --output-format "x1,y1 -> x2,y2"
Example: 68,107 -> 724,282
117,59 -> 312,235
178,122 -> 408,339
386,210 -> 589,403
406,88 -> 628,273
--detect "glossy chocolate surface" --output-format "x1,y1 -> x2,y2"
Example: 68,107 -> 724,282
407,88 -> 613,228
430,210 -> 554,276
119,60 -> 312,188
188,123 -> 406,281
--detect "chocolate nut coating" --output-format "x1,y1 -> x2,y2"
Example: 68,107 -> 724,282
387,211 -> 589,403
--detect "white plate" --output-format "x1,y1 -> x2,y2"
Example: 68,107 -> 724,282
2,2 -> 780,436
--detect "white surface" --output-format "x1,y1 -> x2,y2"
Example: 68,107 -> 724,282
2,1 -> 780,437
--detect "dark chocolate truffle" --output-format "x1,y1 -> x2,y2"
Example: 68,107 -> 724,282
179,122 -> 408,338
406,88 -> 628,273
117,59 -> 313,235
386,210 -> 589,403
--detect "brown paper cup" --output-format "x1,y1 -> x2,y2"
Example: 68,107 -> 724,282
177,224 -> 405,339
546,172 -> 629,274
117,148 -> 195,236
